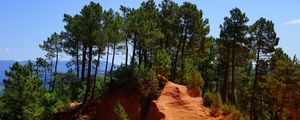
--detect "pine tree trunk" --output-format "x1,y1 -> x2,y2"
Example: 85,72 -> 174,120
231,42 -> 236,105
81,46 -> 87,82
171,32 -> 183,81
143,49 -> 147,67
110,44 -> 116,81
215,65 -> 220,93
52,49 -> 59,92
49,61 -> 53,91
83,46 -> 93,103
251,46 -> 260,120
104,45 -> 110,82
125,39 -> 128,69
76,42 -> 80,79
44,67 -> 47,88
131,37 -> 137,64
222,42 -> 230,103
55,50 -> 59,76
138,42 -> 142,65
92,49 -> 101,99
181,27 -> 187,62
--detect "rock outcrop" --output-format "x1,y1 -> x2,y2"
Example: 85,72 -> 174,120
146,81 -> 224,120
54,81 -> 224,120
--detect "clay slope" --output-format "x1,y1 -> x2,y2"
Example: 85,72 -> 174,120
146,81 -> 224,120
54,86 -> 143,120
54,81 -> 224,120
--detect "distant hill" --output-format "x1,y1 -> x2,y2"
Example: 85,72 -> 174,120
0,60 -> 117,95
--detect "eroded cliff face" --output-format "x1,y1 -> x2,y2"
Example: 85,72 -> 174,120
55,81 -> 224,120
146,81 -> 224,120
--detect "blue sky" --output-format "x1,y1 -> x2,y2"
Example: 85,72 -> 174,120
0,0 -> 299,64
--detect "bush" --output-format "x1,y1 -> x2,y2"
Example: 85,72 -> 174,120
181,58 -> 204,89
134,66 -> 160,98
113,64 -> 132,85
222,104 -> 247,120
94,76 -> 109,97
203,92 -> 246,119
114,100 -> 129,120
203,92 -> 214,107
152,49 -> 171,77
203,92 -> 222,109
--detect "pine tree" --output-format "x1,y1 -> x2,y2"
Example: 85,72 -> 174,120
265,49 -> 300,119
219,8 -> 249,104
63,1 -> 103,103
40,32 -> 63,92
249,17 -> 279,120
120,5 -> 131,70
35,57 -> 49,87
2,62 -> 45,119
79,2 -> 103,103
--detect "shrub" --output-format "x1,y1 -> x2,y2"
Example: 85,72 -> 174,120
41,92 -> 65,118
134,66 -> 160,98
113,64 -> 130,83
203,92 -> 246,119
203,92 -> 214,107
114,101 -> 129,120
222,104 -> 247,120
94,76 -> 109,97
203,92 -> 222,109
181,58 -> 204,89
152,49 -> 171,77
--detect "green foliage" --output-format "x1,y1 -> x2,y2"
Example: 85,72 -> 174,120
93,77 -> 109,97
133,66 -> 160,98
222,104 -> 247,120
203,92 -> 222,109
203,91 -> 248,120
2,62 -> 45,119
152,49 -> 171,77
112,64 -> 131,84
179,58 -> 204,89
39,32 -> 63,61
114,101 -> 129,120
42,92 -> 60,115
263,51 -> 300,119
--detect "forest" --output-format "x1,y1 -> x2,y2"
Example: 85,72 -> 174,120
0,0 -> 299,120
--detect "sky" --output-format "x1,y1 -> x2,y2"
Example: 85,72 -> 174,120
0,0 -> 299,65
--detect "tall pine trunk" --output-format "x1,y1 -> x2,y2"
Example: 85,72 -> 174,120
110,44 -> 116,81
181,26 -> 187,62
44,67 -> 47,88
51,49 -> 59,92
104,45 -> 110,82
143,49 -> 147,67
251,46 -> 260,120
76,42 -> 80,79
171,33 -> 183,81
138,42 -> 142,65
231,42 -> 236,105
131,36 -> 137,64
55,50 -> 59,75
222,42 -> 230,103
83,46 -> 93,103
81,46 -> 87,82
49,61 -> 53,91
125,39 -> 128,69
91,49 -> 101,99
